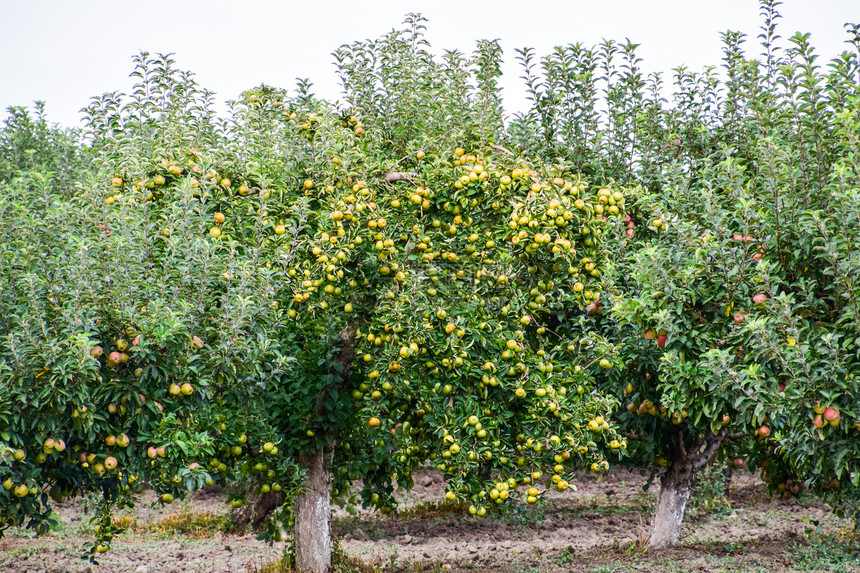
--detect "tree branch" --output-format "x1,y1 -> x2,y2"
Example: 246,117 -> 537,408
675,429 -> 688,462
692,429 -> 727,471
383,172 -> 417,184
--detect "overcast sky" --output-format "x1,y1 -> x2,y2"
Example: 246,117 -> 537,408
1,0 -> 857,128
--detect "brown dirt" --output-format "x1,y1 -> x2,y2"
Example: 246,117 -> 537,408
0,487 -> 282,573
1,468 -> 857,573
336,468 -> 858,572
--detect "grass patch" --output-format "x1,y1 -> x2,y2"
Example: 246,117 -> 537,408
248,547 -> 446,573
395,500 -> 469,521
112,507 -> 237,538
789,532 -> 860,572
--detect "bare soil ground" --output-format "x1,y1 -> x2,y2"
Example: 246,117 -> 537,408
1,468 -> 858,573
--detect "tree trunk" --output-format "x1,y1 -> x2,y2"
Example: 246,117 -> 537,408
294,445 -> 333,573
646,455 -> 696,549
645,428 -> 726,549
293,328 -> 354,572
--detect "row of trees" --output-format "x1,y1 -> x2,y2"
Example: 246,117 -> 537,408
2,2 -> 860,569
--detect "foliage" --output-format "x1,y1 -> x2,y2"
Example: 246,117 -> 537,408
0,31 -> 627,557
3,2 -> 860,562
508,0 -> 860,540
0,55 -> 304,557
0,102 -> 85,190
600,0 -> 860,528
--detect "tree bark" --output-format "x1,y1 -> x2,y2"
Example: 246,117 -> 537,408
645,429 -> 726,549
646,455 -> 696,549
294,444 -> 333,573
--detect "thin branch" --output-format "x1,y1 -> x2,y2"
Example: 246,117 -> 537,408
675,429 -> 688,462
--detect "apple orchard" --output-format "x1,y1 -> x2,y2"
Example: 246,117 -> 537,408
3,5 -> 860,572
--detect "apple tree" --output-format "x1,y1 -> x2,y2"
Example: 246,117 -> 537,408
605,11 -> 860,548
203,26 -> 632,566
505,0 -> 860,548
0,58 -> 305,559
0,40 -> 633,572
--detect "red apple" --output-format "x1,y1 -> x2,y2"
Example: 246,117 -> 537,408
644,329 -> 657,340
757,425 -> 771,438
656,335 -> 667,348
90,346 -> 104,357
146,447 -> 158,459
824,407 -> 840,425
813,415 -> 824,428
733,312 -> 745,324
752,293 -> 767,304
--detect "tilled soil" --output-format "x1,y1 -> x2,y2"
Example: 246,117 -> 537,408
1,468 -> 856,573
337,469 -> 855,572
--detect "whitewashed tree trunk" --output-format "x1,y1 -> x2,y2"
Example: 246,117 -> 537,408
646,457 -> 695,548
645,429 -> 726,549
294,445 -> 333,573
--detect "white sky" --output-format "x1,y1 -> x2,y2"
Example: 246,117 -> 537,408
1,0 -> 857,128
